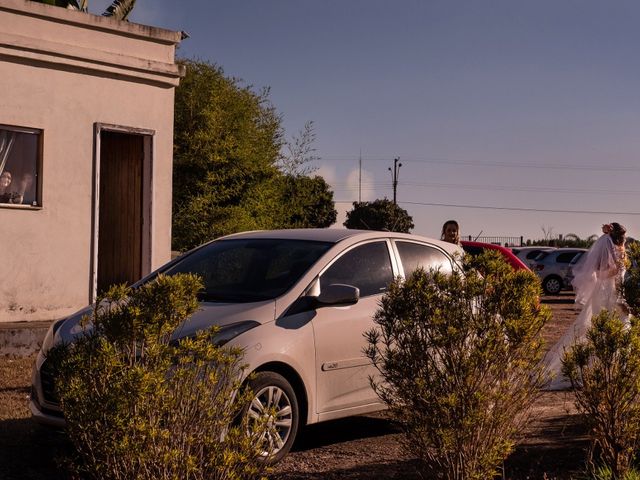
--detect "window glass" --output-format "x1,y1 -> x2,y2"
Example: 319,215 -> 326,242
534,252 -> 549,261
0,126 -> 40,206
526,251 -> 542,260
320,242 -> 393,297
462,245 -> 483,257
570,252 -> 585,265
556,252 -> 579,263
396,241 -> 452,278
165,239 -> 332,302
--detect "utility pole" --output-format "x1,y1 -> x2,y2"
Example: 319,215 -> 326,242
389,157 -> 402,204
358,149 -> 362,202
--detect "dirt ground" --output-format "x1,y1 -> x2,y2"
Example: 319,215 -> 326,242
0,292 -> 589,480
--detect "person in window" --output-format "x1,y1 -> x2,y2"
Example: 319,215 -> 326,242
0,170 -> 12,203
8,173 -> 33,204
441,220 -> 460,245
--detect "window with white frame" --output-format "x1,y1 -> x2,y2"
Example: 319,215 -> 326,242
0,125 -> 41,207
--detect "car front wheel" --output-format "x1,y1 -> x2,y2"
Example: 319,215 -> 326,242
543,275 -> 562,295
245,371 -> 299,463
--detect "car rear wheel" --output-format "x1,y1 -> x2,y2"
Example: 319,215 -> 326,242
245,371 -> 299,463
543,275 -> 562,295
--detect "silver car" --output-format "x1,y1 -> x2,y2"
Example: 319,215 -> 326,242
510,246 -> 556,269
531,248 -> 587,294
30,229 -> 462,461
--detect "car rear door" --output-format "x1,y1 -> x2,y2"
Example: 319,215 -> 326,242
393,240 -> 454,278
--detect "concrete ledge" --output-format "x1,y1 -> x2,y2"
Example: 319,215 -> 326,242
0,320 -> 53,357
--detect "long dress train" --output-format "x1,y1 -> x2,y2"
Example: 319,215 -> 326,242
542,234 -> 626,391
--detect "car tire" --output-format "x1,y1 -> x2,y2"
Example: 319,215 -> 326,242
543,275 -> 562,295
245,371 -> 299,463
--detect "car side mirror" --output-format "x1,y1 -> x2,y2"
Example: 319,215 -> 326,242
316,284 -> 360,307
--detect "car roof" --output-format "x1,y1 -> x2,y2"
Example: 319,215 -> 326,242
511,246 -> 556,252
547,248 -> 588,254
534,248 -> 588,262
220,228 -> 461,255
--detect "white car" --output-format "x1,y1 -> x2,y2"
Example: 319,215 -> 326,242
510,246 -> 556,268
30,229 -> 462,461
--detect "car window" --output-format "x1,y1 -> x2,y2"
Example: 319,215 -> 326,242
462,245 -> 483,256
555,252 -> 580,263
320,242 -> 393,297
570,252 -> 585,265
526,251 -> 542,260
533,251 -> 549,261
165,239 -> 332,302
396,241 -> 452,278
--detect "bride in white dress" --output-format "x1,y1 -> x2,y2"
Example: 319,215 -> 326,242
543,222 -> 627,390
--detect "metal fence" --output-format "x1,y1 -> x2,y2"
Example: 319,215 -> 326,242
465,235 -> 524,247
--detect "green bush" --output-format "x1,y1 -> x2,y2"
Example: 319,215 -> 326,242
563,311 -> 640,479
587,464 -> 640,480
365,251 -> 549,480
47,274 -> 272,480
623,241 -> 640,318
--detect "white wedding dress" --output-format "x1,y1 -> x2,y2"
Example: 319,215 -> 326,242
542,234 -> 627,390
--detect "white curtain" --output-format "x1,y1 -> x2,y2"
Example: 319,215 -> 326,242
0,130 -> 17,175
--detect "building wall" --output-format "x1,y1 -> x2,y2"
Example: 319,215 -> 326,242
0,0 -> 183,322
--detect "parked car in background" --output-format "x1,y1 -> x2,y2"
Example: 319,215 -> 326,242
531,248 -> 587,294
31,229 -> 462,462
461,241 -> 530,271
510,246 -> 557,268
563,251 -> 587,290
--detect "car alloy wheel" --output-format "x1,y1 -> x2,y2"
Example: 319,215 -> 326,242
246,371 -> 299,463
543,276 -> 562,295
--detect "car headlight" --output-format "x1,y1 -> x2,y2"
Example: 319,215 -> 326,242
41,318 -> 66,353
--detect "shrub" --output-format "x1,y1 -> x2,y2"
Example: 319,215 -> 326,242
47,274 -> 272,480
365,251 -> 549,480
623,240 -> 640,318
563,311 -> 640,479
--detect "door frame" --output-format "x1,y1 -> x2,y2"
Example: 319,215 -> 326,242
90,123 -> 155,303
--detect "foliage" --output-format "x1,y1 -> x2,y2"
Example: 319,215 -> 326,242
172,59 -> 336,251
172,60 -> 284,250
275,174 -> 336,228
30,0 -> 136,20
47,274 -> 272,480
586,464 -> 640,480
527,233 -> 598,248
623,240 -> 640,319
278,120 -> 319,177
562,311 -> 640,479
343,198 -> 414,233
102,0 -> 136,19
366,250 -> 549,479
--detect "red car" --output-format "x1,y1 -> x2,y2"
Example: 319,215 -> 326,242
460,241 -> 530,271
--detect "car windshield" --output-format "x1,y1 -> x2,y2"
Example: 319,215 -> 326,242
163,239 -> 332,303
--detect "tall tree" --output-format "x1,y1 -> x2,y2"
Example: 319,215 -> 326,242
30,0 -> 137,20
276,175 -> 337,228
343,198 -> 414,233
277,121 -> 319,177
172,60 -> 284,251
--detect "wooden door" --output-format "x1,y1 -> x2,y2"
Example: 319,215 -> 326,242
97,131 -> 144,293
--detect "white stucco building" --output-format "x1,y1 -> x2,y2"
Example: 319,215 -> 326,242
0,0 -> 184,322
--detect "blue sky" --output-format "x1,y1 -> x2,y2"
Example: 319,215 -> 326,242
96,0 -> 640,241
